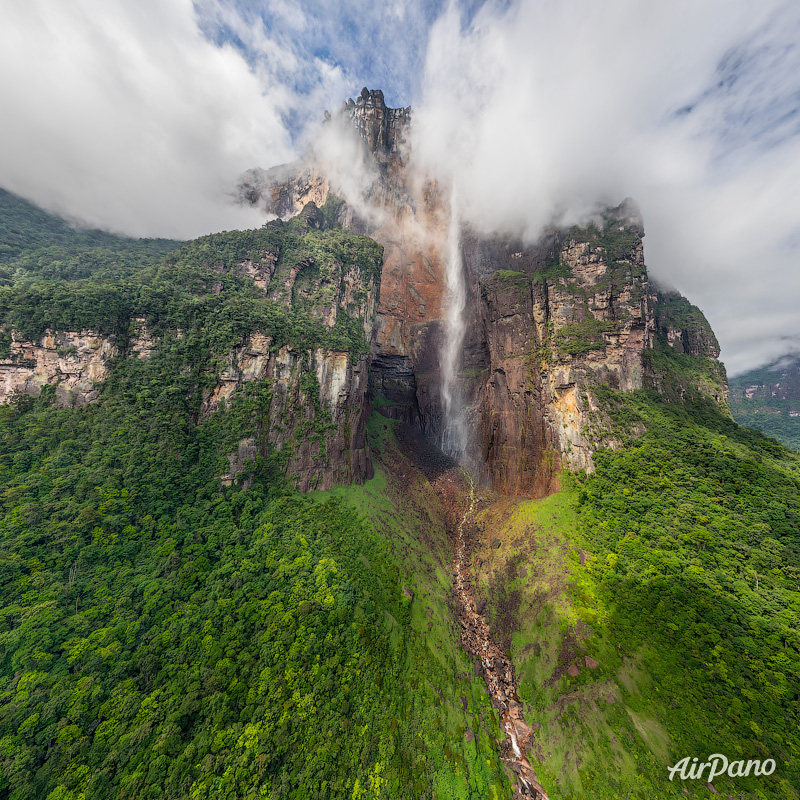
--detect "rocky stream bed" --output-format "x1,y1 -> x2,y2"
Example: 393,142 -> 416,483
451,474 -> 549,800
393,423 -> 548,798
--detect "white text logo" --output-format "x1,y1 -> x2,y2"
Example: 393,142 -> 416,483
667,754 -> 775,782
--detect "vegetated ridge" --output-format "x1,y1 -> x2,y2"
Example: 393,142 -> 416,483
729,353 -> 800,451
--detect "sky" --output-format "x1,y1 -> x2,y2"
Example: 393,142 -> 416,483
0,0 -> 799,374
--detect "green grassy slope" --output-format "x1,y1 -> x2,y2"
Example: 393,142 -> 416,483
315,415 -> 513,798
471,384 -> 800,799
472,493 -> 679,799
577,391 -> 800,798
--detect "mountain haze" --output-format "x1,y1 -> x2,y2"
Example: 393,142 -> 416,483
730,355 -> 800,451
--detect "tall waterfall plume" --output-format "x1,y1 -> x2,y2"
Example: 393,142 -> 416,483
440,186 -> 467,461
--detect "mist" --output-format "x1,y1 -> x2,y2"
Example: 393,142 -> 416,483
410,0 -> 800,375
1,0 -> 798,373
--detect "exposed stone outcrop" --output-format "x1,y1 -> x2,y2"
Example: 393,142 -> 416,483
728,354 -> 800,449
270,347 -> 373,492
0,320 -> 170,406
0,203 -> 381,493
130,318 -> 156,358
0,330 -> 118,406
204,335 -> 373,491
220,437 -> 258,489
652,289 -> 721,358
238,88 -> 411,224
458,206 -> 654,490
237,162 -> 330,222
238,90 -> 729,495
342,87 -> 411,157
646,289 -> 729,406
194,212 -> 381,490
232,250 -> 279,292
731,355 -> 800,406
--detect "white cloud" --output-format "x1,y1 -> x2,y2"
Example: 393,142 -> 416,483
0,0 -> 437,238
0,0 -> 326,238
1,0 -> 797,373
412,0 -> 800,374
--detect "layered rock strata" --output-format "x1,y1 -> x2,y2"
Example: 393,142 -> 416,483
201,225 -> 380,491
239,89 -> 728,494
0,87 -> 729,498
0,217 -> 380,493
0,330 -> 119,406
461,205 -> 655,489
206,335 -> 373,492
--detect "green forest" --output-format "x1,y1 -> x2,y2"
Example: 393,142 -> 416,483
457,365 -> 800,799
0,190 -> 508,799
0,188 -> 798,799
575,385 -> 800,798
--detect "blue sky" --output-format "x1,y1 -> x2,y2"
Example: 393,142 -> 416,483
0,0 -> 799,372
195,0 -> 498,108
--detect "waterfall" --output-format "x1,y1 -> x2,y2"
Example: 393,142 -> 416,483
440,185 -> 467,461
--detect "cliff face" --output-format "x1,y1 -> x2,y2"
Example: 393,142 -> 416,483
646,289 -> 729,407
205,335 -> 373,491
238,87 -> 411,225
197,219 -> 381,491
459,205 -> 654,492
0,90 -> 728,497
0,330 -> 120,405
237,88 -> 728,495
0,218 -> 381,494
341,87 -> 411,158
652,289 -> 721,359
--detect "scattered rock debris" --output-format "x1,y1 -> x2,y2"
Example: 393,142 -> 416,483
451,473 -> 549,799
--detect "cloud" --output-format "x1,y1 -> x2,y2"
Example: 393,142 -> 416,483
411,0 -> 800,374
0,0 -> 444,239
1,0 -> 798,373
197,0 -> 443,114
0,0 -> 344,238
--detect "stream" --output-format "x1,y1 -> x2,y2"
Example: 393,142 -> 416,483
452,473 -> 549,800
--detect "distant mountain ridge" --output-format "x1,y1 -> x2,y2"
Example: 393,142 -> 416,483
0,187 -> 179,283
730,353 -> 800,450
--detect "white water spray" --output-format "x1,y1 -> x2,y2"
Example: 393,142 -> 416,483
440,185 -> 467,461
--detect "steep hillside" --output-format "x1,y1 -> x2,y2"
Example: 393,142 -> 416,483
467,385 -> 800,799
1,89 -> 799,800
0,195 -> 382,491
0,188 -> 178,283
730,355 -> 800,451
0,193 -> 511,799
0,393 -> 514,799
324,381 -> 800,800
